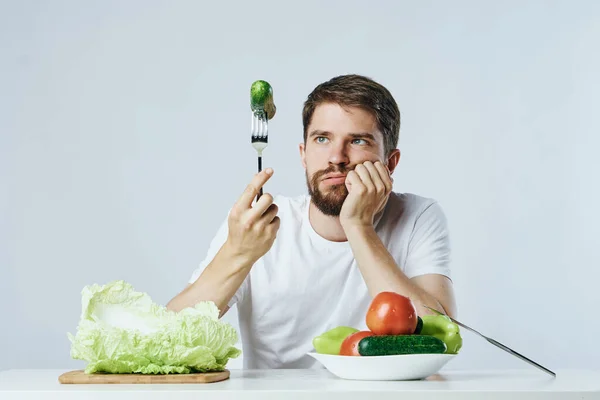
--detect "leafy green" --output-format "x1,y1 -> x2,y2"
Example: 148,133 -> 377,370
67,280 -> 241,374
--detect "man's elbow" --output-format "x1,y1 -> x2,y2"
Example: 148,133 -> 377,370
437,297 -> 457,319
165,298 -> 181,312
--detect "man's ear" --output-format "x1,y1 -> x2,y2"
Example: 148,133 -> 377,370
299,143 -> 307,169
386,149 -> 401,175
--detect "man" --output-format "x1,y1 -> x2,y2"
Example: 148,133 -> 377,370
166,74 -> 457,369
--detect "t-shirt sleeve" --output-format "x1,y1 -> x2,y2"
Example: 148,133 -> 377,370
188,213 -> 247,308
403,201 -> 452,280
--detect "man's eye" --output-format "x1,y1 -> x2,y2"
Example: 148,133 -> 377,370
352,139 -> 368,145
316,137 -> 329,143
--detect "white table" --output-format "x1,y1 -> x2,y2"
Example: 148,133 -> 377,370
1,368 -> 599,400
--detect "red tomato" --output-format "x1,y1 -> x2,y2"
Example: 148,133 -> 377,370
366,291 -> 418,335
339,331 -> 375,356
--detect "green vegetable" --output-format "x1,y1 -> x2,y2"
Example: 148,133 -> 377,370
358,334 -> 447,356
420,314 -> 463,354
414,316 -> 423,334
67,280 -> 241,374
313,326 -> 359,355
251,80 -> 276,120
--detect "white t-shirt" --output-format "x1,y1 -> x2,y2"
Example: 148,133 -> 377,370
188,192 -> 452,369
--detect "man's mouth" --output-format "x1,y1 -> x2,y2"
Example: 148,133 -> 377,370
321,174 -> 347,185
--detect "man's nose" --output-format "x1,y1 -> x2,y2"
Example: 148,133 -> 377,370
328,142 -> 349,165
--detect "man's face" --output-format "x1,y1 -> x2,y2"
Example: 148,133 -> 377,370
299,102 -> 396,216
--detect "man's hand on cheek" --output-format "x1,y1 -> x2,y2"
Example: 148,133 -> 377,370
339,161 -> 393,229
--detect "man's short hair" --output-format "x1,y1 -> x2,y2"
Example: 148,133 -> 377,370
302,74 -> 401,155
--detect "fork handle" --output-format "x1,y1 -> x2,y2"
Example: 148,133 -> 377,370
257,156 -> 263,201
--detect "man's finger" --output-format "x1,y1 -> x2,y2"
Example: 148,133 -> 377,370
235,168 -> 274,209
258,203 -> 279,226
374,161 -> 393,193
246,193 -> 275,223
354,164 -> 375,192
345,170 -> 365,193
364,161 -> 386,193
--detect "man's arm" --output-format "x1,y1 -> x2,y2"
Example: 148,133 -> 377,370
170,285 -> 232,317
166,169 -> 280,316
339,161 -> 456,318
344,224 -> 457,318
166,242 -> 254,316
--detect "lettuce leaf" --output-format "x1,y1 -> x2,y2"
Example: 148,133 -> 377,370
67,280 -> 241,374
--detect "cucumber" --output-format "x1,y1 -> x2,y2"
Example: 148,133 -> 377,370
250,80 -> 276,120
358,334 -> 447,356
414,316 -> 423,334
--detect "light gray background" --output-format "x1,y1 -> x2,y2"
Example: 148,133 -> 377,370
2,1 -> 599,372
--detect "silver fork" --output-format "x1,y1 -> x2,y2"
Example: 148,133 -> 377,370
251,110 -> 269,201
422,305 -> 556,377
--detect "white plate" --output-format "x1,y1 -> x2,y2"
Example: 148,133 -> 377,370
307,352 -> 456,381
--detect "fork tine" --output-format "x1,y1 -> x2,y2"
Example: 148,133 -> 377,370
264,114 -> 268,136
251,111 -> 257,138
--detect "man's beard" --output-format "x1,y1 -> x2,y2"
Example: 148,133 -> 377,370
306,165 -> 352,216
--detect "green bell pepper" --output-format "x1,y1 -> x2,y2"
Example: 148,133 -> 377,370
312,326 -> 359,355
420,314 -> 463,354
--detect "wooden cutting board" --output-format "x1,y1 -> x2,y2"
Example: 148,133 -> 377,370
58,369 -> 230,384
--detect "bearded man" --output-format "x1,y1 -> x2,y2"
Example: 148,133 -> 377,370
167,74 -> 457,369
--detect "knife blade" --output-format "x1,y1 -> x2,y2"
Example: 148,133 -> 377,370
422,305 -> 556,377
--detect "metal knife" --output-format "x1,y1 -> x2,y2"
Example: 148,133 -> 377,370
422,305 -> 556,377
